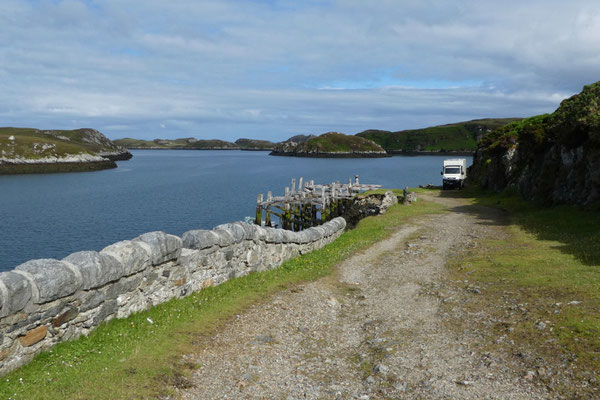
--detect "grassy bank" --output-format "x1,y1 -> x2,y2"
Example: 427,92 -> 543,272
0,192 -> 444,400
441,187 -> 600,397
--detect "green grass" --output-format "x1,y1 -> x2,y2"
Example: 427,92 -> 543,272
443,187 -> 600,396
0,195 -> 444,400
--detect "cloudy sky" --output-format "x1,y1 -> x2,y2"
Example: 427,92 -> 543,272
1,0 -> 599,141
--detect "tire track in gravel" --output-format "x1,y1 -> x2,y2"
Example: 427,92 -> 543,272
178,192 -> 551,399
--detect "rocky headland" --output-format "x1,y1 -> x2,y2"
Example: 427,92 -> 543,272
270,132 -> 390,158
356,118 -> 520,155
469,81 -> 600,207
0,128 -> 132,174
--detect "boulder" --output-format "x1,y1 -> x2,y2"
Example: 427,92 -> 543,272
15,259 -> 83,304
63,251 -> 124,290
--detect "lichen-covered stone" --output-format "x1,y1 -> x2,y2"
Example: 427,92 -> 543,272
182,229 -> 220,250
15,259 -> 82,304
215,222 -> 247,242
134,231 -> 182,265
63,251 -> 124,290
101,240 -> 151,276
0,272 -> 32,317
264,228 -> 284,243
212,228 -> 236,247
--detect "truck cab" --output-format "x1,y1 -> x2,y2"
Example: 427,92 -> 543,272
441,158 -> 467,190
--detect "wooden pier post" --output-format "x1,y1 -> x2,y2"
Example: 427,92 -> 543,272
255,194 -> 263,225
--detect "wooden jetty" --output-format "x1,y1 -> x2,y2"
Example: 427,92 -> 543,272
255,175 -> 381,231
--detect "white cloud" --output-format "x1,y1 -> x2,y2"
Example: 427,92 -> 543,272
0,0 -> 598,140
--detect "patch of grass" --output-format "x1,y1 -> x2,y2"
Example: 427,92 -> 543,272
0,193 -> 444,400
444,188 -> 600,396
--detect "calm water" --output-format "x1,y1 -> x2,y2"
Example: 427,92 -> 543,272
0,150 -> 471,272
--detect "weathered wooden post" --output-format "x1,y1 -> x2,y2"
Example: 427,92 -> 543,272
283,203 -> 291,230
291,178 -> 296,195
265,191 -> 272,227
255,194 -> 263,225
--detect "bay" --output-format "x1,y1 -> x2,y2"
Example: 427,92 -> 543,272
0,150 -> 471,272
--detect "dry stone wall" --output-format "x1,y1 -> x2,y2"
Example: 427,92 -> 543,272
0,217 -> 346,375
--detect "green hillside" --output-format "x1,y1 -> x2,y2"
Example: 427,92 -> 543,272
356,118 -> 521,153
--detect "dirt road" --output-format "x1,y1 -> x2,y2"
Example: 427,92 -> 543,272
178,192 -> 550,399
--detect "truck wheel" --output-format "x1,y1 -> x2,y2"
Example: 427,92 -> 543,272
442,183 -> 447,190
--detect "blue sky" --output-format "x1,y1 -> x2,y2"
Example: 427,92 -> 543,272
1,0 -> 599,141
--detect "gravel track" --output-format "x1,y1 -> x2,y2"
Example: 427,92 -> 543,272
178,192 -> 551,399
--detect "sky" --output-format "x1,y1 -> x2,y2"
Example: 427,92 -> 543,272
1,0 -> 599,142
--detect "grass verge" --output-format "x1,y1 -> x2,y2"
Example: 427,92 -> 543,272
441,187 -> 600,397
0,192 -> 444,400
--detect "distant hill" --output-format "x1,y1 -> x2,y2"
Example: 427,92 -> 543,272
270,132 -> 389,158
0,127 -> 131,174
469,82 -> 600,207
114,138 -> 238,149
234,138 -> 276,150
356,118 -> 522,154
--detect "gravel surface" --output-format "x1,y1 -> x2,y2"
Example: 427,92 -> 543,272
177,192 -> 553,399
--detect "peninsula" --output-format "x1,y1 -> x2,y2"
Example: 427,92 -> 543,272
0,128 -> 132,175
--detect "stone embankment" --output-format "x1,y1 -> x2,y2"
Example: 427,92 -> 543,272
0,218 -> 346,375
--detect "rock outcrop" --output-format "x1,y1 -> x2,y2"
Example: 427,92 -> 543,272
469,81 -> 600,208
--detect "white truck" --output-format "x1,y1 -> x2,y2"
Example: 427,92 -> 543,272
441,158 -> 467,190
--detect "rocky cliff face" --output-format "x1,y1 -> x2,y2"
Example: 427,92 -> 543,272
469,82 -> 600,207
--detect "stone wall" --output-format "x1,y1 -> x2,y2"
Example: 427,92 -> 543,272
0,217 -> 346,375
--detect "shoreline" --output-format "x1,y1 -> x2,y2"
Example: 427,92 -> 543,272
0,160 -> 117,175
269,151 -> 391,158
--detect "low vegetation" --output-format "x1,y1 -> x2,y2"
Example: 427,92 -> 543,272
0,193 -> 444,400
356,118 -> 521,153
441,187 -> 600,397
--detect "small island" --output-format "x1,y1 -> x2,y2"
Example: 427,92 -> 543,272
0,128 -> 131,175
269,132 -> 390,158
